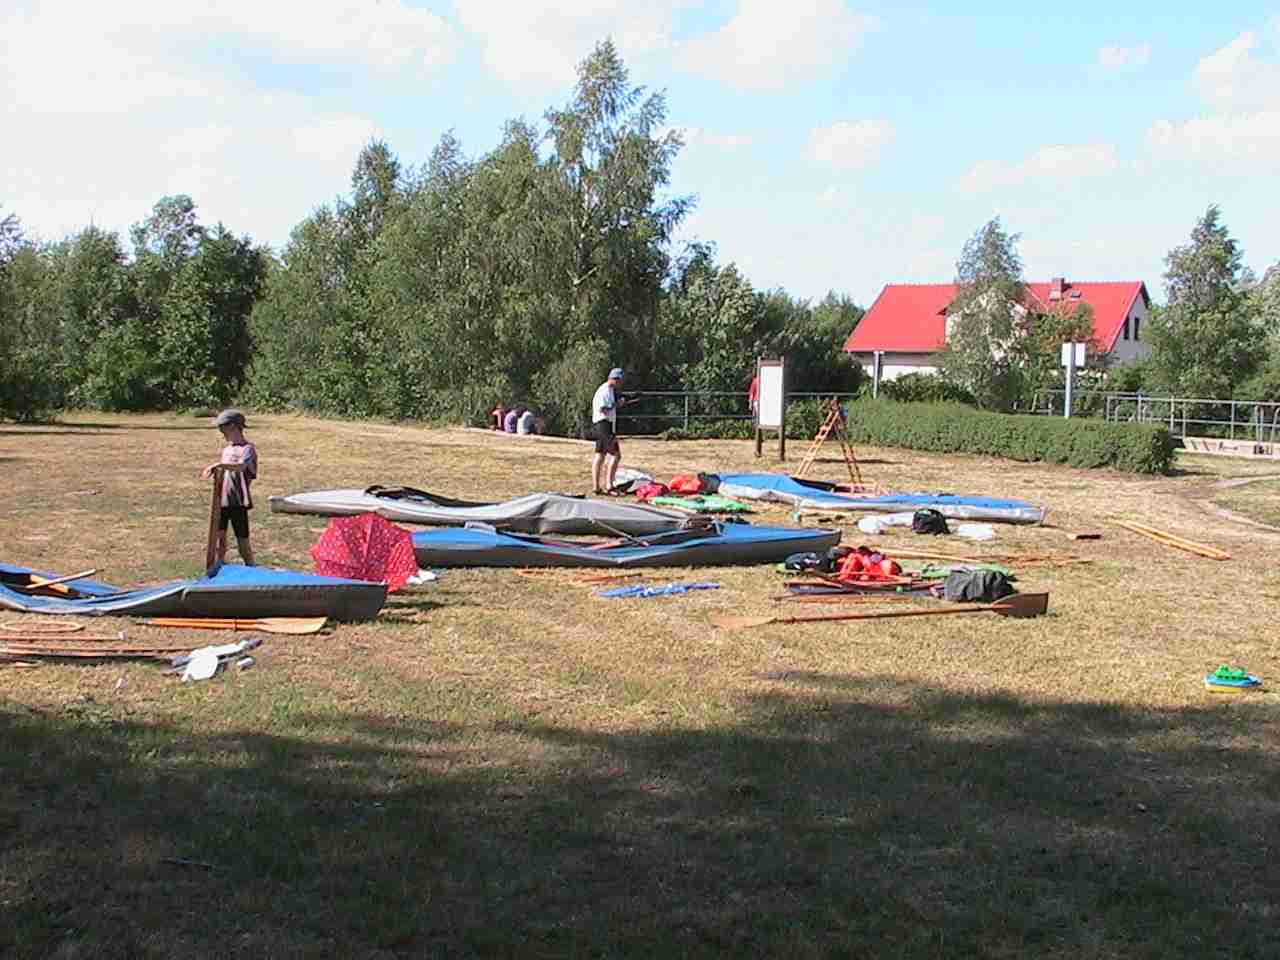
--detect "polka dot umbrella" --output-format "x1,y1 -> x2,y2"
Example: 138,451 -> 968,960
310,513 -> 418,593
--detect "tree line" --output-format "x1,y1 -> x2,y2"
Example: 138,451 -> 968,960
0,42 -> 861,433
3,41 -> 1277,428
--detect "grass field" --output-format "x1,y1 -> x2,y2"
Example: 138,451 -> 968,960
2,413 -> 1278,958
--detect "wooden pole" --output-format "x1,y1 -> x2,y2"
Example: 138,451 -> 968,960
205,469 -> 223,575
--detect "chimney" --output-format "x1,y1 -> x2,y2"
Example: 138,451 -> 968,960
1049,277 -> 1065,301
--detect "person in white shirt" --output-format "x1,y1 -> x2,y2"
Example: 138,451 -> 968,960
516,409 -> 540,435
590,367 -> 625,493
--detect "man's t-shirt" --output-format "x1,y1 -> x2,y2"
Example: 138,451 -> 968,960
220,441 -> 257,509
503,409 -> 519,433
517,411 -> 536,434
592,382 -> 616,426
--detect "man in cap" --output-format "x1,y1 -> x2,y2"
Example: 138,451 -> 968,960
590,368 -> 626,494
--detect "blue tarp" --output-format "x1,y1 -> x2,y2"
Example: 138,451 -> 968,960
0,562 -> 387,620
715,474 -> 1046,524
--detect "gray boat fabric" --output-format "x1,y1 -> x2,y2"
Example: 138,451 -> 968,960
269,486 -> 687,536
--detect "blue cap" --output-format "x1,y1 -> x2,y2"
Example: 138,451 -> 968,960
609,367 -> 625,380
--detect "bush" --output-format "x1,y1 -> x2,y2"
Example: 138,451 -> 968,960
532,339 -> 611,438
839,400 -> 1176,474
659,399 -> 1176,473
879,372 -> 976,406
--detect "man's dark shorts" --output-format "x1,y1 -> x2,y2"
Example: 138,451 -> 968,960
218,506 -> 251,540
592,420 -> 621,456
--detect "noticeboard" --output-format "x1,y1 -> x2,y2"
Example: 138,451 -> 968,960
754,357 -> 787,460
757,361 -> 785,428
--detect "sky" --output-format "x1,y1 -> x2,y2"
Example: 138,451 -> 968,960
2,1 -> 1278,306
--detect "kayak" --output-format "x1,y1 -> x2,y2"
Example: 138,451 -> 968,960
715,474 -> 1046,525
411,520 -> 841,568
0,562 -> 387,621
270,485 -> 686,536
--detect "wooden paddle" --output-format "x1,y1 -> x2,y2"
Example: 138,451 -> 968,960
711,592 -> 1048,630
0,630 -> 127,643
141,616 -> 328,635
12,569 -> 98,595
205,469 -> 223,575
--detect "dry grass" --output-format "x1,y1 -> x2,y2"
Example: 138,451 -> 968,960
2,413 -> 1279,958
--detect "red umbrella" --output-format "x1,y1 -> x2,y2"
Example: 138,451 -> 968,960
311,514 -> 419,593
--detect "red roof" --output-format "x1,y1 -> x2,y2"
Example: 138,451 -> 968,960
843,280 -> 1149,355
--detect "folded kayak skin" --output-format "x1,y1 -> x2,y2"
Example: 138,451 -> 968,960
269,485 -> 687,536
716,474 -> 1047,525
0,562 -> 387,621
410,521 -> 841,568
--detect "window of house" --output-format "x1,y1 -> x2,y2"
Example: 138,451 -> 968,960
1123,317 -> 1130,340
1133,316 -> 1140,341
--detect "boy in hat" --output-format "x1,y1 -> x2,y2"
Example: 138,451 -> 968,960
202,409 -> 257,566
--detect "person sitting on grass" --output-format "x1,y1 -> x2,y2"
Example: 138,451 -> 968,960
517,409 -> 543,435
201,409 -> 257,566
489,403 -> 506,430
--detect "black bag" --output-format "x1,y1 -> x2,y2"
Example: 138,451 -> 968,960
783,552 -> 822,572
943,570 -> 1014,603
912,508 -> 949,535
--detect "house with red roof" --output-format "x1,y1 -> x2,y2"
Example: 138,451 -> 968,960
843,278 -> 1152,380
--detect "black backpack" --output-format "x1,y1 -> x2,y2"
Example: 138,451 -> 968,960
912,508 -> 949,535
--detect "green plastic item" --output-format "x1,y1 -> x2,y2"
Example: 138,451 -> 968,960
1213,665 -> 1249,681
652,494 -> 752,514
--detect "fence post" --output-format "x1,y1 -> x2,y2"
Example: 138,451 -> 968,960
684,394 -> 689,430
1230,401 -> 1236,440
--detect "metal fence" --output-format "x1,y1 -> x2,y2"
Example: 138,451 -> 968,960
1032,389 -> 1280,442
616,390 -> 860,432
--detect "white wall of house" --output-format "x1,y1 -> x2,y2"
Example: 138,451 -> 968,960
850,353 -> 940,380
1105,296 -> 1152,366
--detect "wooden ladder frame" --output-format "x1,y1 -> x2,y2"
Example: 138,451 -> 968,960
795,398 -> 862,485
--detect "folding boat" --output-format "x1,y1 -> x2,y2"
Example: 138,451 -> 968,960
715,474 -> 1047,525
269,485 -> 686,536
0,563 -> 387,621
409,520 -> 841,568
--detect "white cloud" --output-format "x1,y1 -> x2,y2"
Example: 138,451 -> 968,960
958,144 -> 1119,193
808,120 -> 895,170
0,2 -> 408,248
677,126 -> 755,150
453,1 -> 690,92
1144,21 -> 1280,174
676,0 -> 876,90
1146,111 -> 1280,172
1097,41 -> 1152,68
1191,24 -> 1280,109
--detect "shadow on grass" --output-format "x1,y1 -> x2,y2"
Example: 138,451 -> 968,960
0,422 -> 209,435
2,678 -> 1277,958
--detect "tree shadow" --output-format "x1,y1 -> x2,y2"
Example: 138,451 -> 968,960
2,676 -> 1277,957
0,423 -> 209,435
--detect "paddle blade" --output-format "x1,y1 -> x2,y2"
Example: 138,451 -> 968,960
256,617 -> 327,635
992,592 -> 1048,618
710,614 -> 777,629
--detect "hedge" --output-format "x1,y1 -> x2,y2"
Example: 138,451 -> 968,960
660,399 -> 1177,474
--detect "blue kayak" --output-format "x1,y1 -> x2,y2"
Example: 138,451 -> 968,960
411,520 -> 840,568
0,562 -> 387,621
716,474 -> 1046,524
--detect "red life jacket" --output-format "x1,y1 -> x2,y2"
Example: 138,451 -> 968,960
668,474 -> 703,495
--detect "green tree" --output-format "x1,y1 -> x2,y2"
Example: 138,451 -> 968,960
541,40 -> 690,357
1147,205 -> 1261,397
935,218 -> 1027,409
